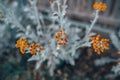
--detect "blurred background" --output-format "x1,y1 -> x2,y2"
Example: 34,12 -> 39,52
0,0 -> 120,80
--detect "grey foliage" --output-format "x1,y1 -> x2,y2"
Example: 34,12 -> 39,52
94,57 -> 116,66
110,32 -> 120,51
112,63 -> 120,76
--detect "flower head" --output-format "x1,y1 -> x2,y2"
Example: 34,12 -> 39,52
90,35 -> 109,55
15,38 -> 29,54
54,28 -> 68,46
93,2 -> 107,12
30,43 -> 44,55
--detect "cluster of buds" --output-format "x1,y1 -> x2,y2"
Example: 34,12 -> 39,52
54,28 -> 68,46
30,43 -> 44,55
0,11 -> 4,19
15,38 -> 29,54
93,2 -> 107,12
90,35 -> 109,55
16,38 -> 44,55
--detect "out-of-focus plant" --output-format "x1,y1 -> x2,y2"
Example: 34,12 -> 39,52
0,9 -> 16,53
0,0 -> 110,76
112,61 -> 120,75
110,28 -> 120,76
110,30 -> 120,51
0,24 -> 12,52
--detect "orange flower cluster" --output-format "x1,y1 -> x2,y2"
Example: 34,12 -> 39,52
93,2 -> 107,12
90,35 -> 109,55
16,38 -> 44,55
0,11 -> 4,19
30,43 -> 44,55
54,28 -> 68,46
15,38 -> 29,54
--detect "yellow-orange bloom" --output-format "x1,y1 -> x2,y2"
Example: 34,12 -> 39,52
93,2 -> 107,11
15,38 -> 29,54
54,28 -> 68,46
30,43 -> 44,55
90,35 -> 109,55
